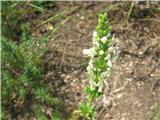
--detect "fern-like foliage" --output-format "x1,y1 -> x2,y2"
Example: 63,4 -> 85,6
1,35 -> 60,119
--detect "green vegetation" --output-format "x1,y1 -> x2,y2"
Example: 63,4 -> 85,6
156,102 -> 160,120
148,101 -> 160,120
1,1 -> 61,119
126,1 -> 136,23
1,32 -> 61,120
1,1 -> 55,41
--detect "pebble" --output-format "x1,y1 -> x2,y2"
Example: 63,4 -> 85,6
80,16 -> 85,20
116,93 -> 123,99
60,73 -> 66,78
102,97 -> 112,108
150,74 -> 154,77
66,75 -> 71,79
138,51 -> 144,55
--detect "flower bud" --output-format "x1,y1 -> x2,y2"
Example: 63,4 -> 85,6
100,36 -> 107,44
99,50 -> 104,55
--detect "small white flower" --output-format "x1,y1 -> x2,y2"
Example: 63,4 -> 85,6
109,34 -> 115,46
101,68 -> 111,78
93,81 -> 100,87
92,31 -> 97,42
92,80 -> 102,87
83,49 -> 90,55
108,47 -> 114,53
93,41 -> 99,47
100,71 -> 108,78
106,33 -> 111,38
100,36 -> 107,44
87,59 -> 94,72
107,59 -> 112,67
92,31 -> 99,46
97,82 -> 104,93
101,33 -> 111,44
88,60 -> 93,68
112,51 -> 119,62
90,81 -> 96,90
105,54 -> 111,60
83,48 -> 96,57
99,50 -> 104,55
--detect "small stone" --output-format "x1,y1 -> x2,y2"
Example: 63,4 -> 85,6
104,113 -> 112,119
117,93 -> 123,99
102,97 -> 112,107
80,16 -> 85,20
138,51 -> 143,55
73,79 -> 77,82
66,75 -> 71,79
150,74 -> 154,77
60,73 -> 66,78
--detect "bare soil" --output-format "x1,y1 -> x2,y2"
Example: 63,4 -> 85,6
31,1 -> 160,120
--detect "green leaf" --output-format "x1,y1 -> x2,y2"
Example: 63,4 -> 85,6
19,87 -> 26,98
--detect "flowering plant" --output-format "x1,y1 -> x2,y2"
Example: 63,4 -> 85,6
81,13 -> 117,120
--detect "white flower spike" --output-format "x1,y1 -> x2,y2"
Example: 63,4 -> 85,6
80,13 -> 117,120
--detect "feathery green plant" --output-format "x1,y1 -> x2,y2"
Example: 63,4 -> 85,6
1,34 -> 60,119
79,13 -> 117,120
1,1 -> 60,120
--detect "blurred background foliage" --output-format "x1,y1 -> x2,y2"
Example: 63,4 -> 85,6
1,1 -> 56,41
1,1 -> 61,119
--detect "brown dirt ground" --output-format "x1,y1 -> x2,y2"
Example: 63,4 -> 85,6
32,1 -> 160,120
